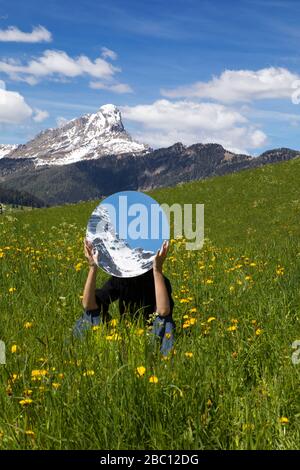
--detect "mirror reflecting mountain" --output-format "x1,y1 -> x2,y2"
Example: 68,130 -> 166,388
86,191 -> 170,277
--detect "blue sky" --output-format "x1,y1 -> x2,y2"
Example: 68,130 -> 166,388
0,0 -> 300,154
101,191 -> 169,252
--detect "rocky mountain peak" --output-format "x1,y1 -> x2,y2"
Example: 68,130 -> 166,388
3,104 -> 150,166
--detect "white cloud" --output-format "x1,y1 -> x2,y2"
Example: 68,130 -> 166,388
33,108 -> 49,123
56,116 -> 69,127
0,25 -> 52,43
161,67 -> 300,103
101,47 -> 118,60
0,81 -> 32,123
0,49 -> 120,84
121,99 -> 267,153
89,81 -> 133,94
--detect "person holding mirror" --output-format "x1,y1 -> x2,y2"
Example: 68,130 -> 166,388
73,239 -> 175,356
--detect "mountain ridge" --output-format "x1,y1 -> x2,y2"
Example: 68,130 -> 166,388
2,104 -> 150,166
0,105 -> 299,206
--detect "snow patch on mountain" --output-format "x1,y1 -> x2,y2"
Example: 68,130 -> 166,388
6,104 -> 150,166
0,144 -> 17,159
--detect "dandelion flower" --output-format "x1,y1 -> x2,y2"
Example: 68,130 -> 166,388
255,328 -> 263,336
276,266 -> 284,276
106,333 -> 121,341
279,416 -> 289,425
136,366 -> 146,377
149,375 -> 159,384
25,430 -> 35,438
83,370 -> 95,377
52,382 -> 61,390
31,369 -> 48,378
227,325 -> 237,332
207,316 -> 216,323
185,352 -> 193,358
24,322 -> 33,329
11,344 -> 18,353
19,399 -> 33,406
135,328 -> 144,336
75,262 -> 83,272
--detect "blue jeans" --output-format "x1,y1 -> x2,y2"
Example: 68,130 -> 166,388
73,310 -> 175,356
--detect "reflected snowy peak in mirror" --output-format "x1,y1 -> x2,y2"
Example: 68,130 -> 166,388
86,204 -> 155,278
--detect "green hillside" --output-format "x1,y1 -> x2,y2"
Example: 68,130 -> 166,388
1,159 -> 300,450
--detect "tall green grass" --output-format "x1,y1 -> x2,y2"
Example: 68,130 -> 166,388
1,159 -> 300,449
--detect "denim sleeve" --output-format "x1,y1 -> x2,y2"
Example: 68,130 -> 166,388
151,314 -> 176,356
73,308 -> 102,338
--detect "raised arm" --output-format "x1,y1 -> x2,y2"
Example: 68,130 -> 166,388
153,240 -> 171,317
82,239 -> 99,311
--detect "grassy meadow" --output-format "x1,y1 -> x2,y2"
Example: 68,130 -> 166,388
1,158 -> 300,449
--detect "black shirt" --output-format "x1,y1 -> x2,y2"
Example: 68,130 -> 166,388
95,269 -> 174,321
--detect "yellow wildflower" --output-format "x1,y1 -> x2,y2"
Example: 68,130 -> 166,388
149,375 -> 159,384
279,416 -> 289,425
52,382 -> 61,390
106,333 -> 121,341
185,352 -> 193,358
19,399 -> 33,406
83,370 -> 95,377
24,322 -> 33,329
75,262 -> 83,272
136,328 -> 144,336
179,298 -> 190,303
136,366 -> 146,377
227,325 -> 237,332
207,316 -> 216,323
276,266 -> 284,276
31,369 -> 48,378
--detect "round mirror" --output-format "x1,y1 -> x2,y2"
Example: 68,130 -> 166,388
86,191 -> 170,277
